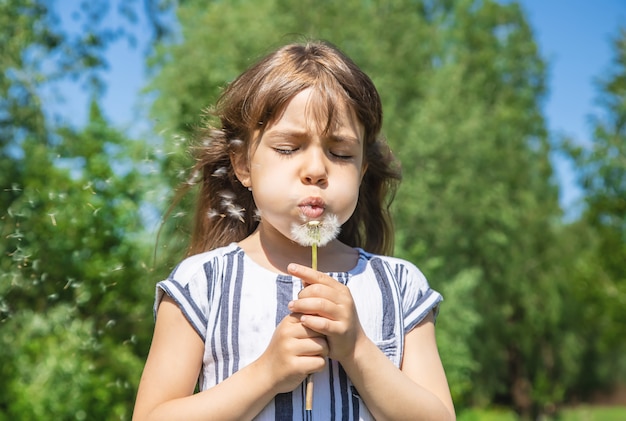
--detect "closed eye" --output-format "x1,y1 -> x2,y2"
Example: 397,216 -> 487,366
331,151 -> 353,160
273,147 -> 299,155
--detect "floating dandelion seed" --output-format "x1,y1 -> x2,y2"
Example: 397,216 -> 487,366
290,213 -> 340,412
207,208 -> 221,219
7,229 -> 24,240
86,203 -> 101,215
220,199 -> 232,211
218,190 -> 236,200
64,278 -> 75,290
230,138 -> 244,148
209,129 -> 225,138
8,183 -> 21,192
211,167 -> 228,178
185,169 -> 201,186
225,204 -> 245,223
172,133 -> 187,147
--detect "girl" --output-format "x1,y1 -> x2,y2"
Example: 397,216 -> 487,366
133,41 -> 455,421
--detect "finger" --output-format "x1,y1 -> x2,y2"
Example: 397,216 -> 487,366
286,313 -> 330,338
290,297 -> 340,320
299,314 -> 336,336
288,263 -> 334,287
298,336 -> 329,357
298,283 -> 340,301
301,355 -> 327,374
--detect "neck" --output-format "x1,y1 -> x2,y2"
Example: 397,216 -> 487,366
238,222 -> 357,274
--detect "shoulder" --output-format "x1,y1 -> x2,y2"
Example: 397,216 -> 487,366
154,243 -> 244,338
359,250 -> 444,328
356,249 -> 429,287
168,243 -> 242,285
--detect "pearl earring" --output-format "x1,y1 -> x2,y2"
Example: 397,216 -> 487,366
247,186 -> 252,192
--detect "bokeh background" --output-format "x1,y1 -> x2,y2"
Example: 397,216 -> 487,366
1,0 -> 624,419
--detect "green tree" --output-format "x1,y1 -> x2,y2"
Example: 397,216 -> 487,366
391,3 -> 575,417
574,27 -> 626,286
1,98 -> 155,417
0,0 -> 165,417
562,26 -> 626,398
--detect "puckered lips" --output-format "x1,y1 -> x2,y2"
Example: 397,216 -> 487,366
298,197 -> 325,219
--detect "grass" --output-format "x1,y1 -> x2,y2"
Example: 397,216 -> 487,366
457,406 -> 626,421
559,405 -> 626,421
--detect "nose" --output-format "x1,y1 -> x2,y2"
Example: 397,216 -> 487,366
301,147 -> 328,186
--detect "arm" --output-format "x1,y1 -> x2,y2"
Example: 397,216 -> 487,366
133,295 -> 328,421
288,263 -> 455,421
342,312 -> 455,420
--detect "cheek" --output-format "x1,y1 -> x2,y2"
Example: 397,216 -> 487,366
333,172 -> 363,221
250,170 -> 299,213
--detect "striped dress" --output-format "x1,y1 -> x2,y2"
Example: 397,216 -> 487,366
155,243 -> 442,421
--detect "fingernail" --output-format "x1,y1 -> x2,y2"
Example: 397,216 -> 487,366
288,263 -> 297,273
288,300 -> 294,309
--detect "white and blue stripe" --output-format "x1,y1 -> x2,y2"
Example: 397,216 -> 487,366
155,243 -> 442,421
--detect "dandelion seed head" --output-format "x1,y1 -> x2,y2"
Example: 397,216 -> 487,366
290,214 -> 340,247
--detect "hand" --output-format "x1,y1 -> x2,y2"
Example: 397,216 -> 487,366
255,312 -> 328,394
287,263 -> 366,363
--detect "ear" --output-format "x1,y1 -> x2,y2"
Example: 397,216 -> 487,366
230,150 -> 251,188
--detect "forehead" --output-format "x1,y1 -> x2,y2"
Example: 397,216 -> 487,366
267,88 -> 363,138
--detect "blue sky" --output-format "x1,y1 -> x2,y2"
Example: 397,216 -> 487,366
56,1 -> 626,218
518,0 -> 625,217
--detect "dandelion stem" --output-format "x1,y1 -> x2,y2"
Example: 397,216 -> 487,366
290,217 -> 340,413
311,243 -> 318,271
305,225 -> 319,411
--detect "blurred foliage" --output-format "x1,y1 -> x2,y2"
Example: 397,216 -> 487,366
0,0 -> 624,419
560,26 -> 626,399
0,304 -> 142,420
0,0 -> 161,418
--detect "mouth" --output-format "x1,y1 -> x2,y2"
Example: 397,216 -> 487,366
298,197 -> 326,219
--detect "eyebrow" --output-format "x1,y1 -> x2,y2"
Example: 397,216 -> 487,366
266,130 -> 309,141
267,129 -> 361,145
329,133 -> 361,145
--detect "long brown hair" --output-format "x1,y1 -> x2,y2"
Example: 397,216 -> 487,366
178,40 -> 401,256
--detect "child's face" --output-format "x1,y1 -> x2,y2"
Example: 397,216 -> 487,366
241,88 -> 366,245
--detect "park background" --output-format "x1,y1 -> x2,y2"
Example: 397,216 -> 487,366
1,0 -> 625,419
